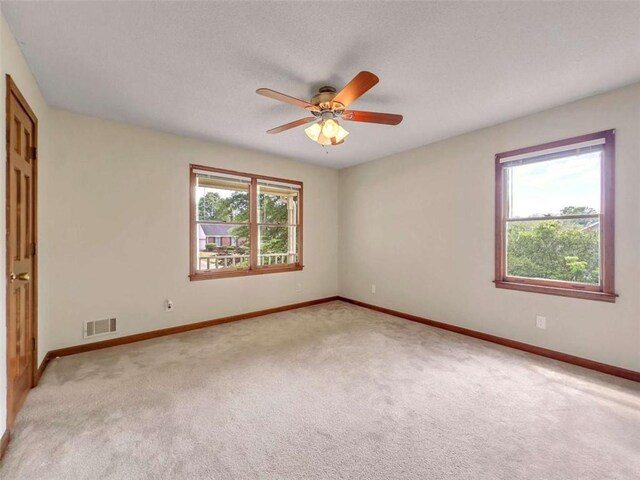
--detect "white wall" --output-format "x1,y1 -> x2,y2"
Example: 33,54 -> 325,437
1,12 -> 51,434
339,83 -> 640,371
43,109 -> 339,353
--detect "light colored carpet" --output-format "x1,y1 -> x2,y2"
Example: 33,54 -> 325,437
1,301 -> 639,479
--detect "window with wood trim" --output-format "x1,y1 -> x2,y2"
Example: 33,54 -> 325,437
495,130 -> 615,302
190,165 -> 303,280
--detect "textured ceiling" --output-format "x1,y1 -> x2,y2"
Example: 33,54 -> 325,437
3,1 -> 640,169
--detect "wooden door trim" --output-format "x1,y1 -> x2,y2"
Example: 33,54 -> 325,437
5,75 -> 39,432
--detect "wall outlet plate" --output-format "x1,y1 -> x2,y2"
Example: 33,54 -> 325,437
535,315 -> 546,329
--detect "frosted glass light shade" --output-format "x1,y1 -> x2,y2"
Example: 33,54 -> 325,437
305,119 -> 349,145
304,122 -> 322,142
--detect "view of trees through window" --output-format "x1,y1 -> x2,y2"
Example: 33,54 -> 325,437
504,151 -> 602,285
198,190 -> 250,268
195,174 -> 299,272
198,191 -> 249,224
198,192 -> 293,251
257,186 -> 298,263
506,206 -> 600,284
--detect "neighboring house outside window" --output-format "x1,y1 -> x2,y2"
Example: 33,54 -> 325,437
199,226 -> 242,250
494,130 -> 616,302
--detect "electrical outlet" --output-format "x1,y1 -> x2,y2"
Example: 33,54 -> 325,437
295,282 -> 303,292
535,315 -> 546,329
166,299 -> 174,312
371,284 -> 376,294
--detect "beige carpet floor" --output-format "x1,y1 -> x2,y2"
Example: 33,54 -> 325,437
1,301 -> 639,479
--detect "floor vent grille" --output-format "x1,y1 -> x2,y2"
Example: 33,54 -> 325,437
84,318 -> 117,338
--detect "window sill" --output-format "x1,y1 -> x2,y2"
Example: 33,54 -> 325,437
190,264 -> 303,281
494,280 -> 617,303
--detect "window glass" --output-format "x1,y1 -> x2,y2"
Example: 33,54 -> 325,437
495,130 -> 615,301
507,152 -> 601,218
503,151 -> 602,284
257,181 -> 299,268
191,167 -> 303,279
257,182 -> 299,225
506,218 -> 600,285
195,173 -> 250,272
196,175 -> 250,223
258,225 -> 298,266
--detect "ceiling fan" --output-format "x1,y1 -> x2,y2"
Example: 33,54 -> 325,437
256,71 -> 403,146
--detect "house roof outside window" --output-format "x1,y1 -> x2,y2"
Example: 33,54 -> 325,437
199,224 -> 238,237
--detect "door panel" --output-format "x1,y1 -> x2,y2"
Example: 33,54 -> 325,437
6,76 -> 38,428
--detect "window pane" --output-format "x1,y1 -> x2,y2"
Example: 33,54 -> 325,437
507,151 -> 601,218
506,218 -> 600,285
257,183 -> 299,225
196,223 -> 250,271
258,225 -> 298,266
196,175 -> 249,223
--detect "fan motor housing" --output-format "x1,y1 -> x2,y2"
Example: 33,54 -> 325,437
311,86 -> 344,112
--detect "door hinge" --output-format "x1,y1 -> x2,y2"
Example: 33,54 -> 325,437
30,146 -> 37,160
32,337 -> 36,350
32,243 -> 37,256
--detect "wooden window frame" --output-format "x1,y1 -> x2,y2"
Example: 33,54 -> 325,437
189,164 -> 303,281
495,130 -> 616,302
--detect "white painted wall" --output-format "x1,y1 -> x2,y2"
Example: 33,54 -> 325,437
43,109 -> 339,352
339,83 -> 640,371
0,12 -> 51,434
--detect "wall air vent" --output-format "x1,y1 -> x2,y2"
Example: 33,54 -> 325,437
84,318 -> 117,339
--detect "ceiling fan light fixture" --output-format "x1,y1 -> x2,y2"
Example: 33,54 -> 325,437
305,119 -> 349,146
304,122 -> 322,142
321,118 -> 339,138
258,71 -> 403,149
316,131 -> 333,146
334,124 -> 349,143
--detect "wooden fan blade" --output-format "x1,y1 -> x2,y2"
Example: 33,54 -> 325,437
332,71 -> 379,108
257,88 -> 316,110
267,117 -> 317,134
342,110 -> 403,125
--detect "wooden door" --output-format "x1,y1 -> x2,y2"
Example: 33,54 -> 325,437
6,75 -> 38,428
